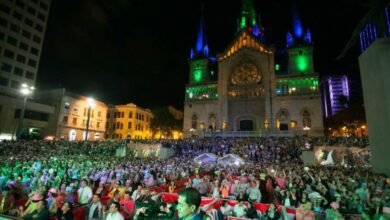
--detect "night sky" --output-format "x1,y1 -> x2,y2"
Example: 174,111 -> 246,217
37,0 -> 369,110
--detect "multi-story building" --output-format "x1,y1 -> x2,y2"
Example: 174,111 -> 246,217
0,0 -> 52,140
183,1 -> 323,137
105,103 -> 153,140
0,0 -> 50,94
322,75 -> 351,118
35,88 -> 108,140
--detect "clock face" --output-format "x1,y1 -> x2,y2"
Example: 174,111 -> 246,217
231,63 -> 261,85
193,69 -> 202,83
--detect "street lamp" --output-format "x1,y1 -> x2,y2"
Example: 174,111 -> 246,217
303,126 -> 311,136
17,83 -> 35,140
85,97 -> 95,141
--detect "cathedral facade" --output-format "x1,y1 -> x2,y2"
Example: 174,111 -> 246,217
183,1 -> 324,137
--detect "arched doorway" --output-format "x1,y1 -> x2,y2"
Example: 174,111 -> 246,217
239,120 -> 254,131
69,129 -> 76,141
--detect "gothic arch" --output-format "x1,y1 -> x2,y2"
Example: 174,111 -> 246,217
301,109 -> 312,127
276,108 -> 290,122
208,113 -> 217,130
191,114 -> 198,129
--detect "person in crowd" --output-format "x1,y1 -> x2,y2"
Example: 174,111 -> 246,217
233,200 -> 247,218
105,202 -> 124,220
86,194 -> 103,220
264,203 -> 280,220
57,201 -> 73,220
325,202 -> 343,219
78,179 -> 93,205
0,186 -> 15,215
168,181 -> 176,193
119,191 -> 134,220
220,200 -> 233,217
23,198 -> 50,220
47,188 -> 58,214
177,187 -> 202,220
95,182 -> 107,197
296,202 -> 315,220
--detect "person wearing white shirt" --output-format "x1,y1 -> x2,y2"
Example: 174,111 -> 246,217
233,201 -> 247,218
78,179 -> 93,205
105,202 -> 124,220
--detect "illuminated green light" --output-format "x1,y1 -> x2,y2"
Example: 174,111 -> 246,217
193,70 -> 203,83
275,64 -> 280,71
240,17 -> 246,28
296,56 -> 309,72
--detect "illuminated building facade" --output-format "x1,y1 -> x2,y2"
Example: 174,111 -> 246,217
105,103 -> 153,140
0,0 -> 51,95
0,0 -> 54,140
35,88 -> 108,140
183,0 -> 323,137
322,75 -> 350,117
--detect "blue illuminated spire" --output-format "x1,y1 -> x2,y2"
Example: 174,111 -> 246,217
292,5 -> 303,38
286,4 -> 312,48
304,29 -> 312,44
190,3 -> 209,59
286,32 -> 294,47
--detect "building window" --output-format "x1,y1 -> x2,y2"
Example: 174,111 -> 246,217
22,30 -> 31,39
30,47 -> 39,55
0,17 -> 7,27
28,59 -> 37,67
129,111 -> 132,118
72,117 -> 77,125
16,54 -> 26,63
63,116 -> 68,124
0,3 -> 11,14
15,0 -> 24,9
128,122 -> 132,129
13,67 -> 23,76
0,76 -> 9,86
38,13 -> 46,21
83,108 -> 87,116
27,6 -> 36,15
96,122 -> 100,129
105,122 -> 109,129
106,112 -> 110,118
97,111 -> 101,117
35,24 -> 43,32
24,18 -> 33,27
82,119 -> 86,126
10,80 -> 20,89
191,114 -> 198,129
32,35 -> 41,44
19,42 -> 28,51
10,23 -> 20,33
7,36 -> 17,46
13,11 -> 22,21
40,2 -> 48,10
4,49 -> 15,59
1,62 -> 12,72
121,112 -> 124,118
116,122 -> 121,129
25,71 -> 35,80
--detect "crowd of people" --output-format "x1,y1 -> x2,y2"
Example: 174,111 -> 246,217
0,135 -> 388,220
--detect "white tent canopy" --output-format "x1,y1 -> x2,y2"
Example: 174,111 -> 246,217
194,153 -> 219,163
218,154 -> 245,166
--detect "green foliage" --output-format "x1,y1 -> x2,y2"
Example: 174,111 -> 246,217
150,107 -> 182,138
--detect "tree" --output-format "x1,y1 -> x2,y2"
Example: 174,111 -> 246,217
150,107 -> 182,139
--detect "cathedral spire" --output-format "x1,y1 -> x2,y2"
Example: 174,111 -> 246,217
286,4 -> 312,48
190,2 -> 209,59
237,0 -> 265,42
